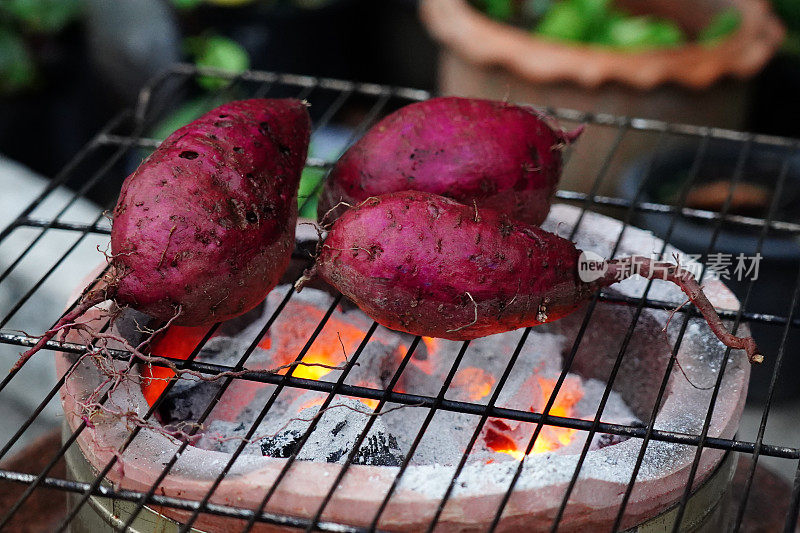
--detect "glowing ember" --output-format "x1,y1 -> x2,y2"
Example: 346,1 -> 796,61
140,325 -> 212,405
352,397 -> 380,410
422,336 -> 439,354
534,377 -> 581,451
258,334 -> 271,350
139,303 -> 369,408
484,420 -> 525,460
452,367 -> 495,401
485,375 -> 584,458
300,396 -> 326,411
408,337 -> 440,375
270,304 -> 365,381
351,381 -> 380,410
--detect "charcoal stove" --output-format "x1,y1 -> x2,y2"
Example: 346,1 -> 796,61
1,64 -> 800,533
54,204 -> 750,532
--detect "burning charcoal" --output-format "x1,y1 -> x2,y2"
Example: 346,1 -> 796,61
352,433 -> 402,466
158,379 -> 224,426
256,397 -> 404,466
591,421 -> 644,450
593,432 -> 630,450
260,429 -> 304,458
156,337 -> 244,425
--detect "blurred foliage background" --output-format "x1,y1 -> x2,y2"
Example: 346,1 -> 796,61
0,0 -> 799,201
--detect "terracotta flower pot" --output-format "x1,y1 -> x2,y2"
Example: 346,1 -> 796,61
419,0 -> 784,197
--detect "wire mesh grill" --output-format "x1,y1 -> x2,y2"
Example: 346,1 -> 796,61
0,63 -> 799,532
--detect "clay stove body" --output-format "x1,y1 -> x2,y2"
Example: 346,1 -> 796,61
57,205 -> 750,532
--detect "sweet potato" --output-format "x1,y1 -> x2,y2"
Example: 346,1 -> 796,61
318,97 -> 582,225
304,191 -> 761,364
14,98 -> 311,372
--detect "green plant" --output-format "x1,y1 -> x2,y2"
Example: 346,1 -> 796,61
698,8 -> 742,45
472,0 -> 741,50
770,0 -> 800,54
0,27 -> 36,94
1,0 -> 82,34
184,35 -> 250,90
0,0 -> 83,95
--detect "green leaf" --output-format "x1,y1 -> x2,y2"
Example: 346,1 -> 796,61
298,166 -> 325,219
171,0 -> 204,10
521,0 -> 553,21
186,35 -> 250,91
771,0 -> 800,33
535,1 -> 588,42
0,27 -> 37,94
573,0 -> 610,20
602,15 -> 685,49
698,8 -> 741,45
648,20 -> 685,47
483,0 -> 513,21
3,0 -> 82,34
147,94 -> 233,159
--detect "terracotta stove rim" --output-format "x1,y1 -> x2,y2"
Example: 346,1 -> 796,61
56,209 -> 750,531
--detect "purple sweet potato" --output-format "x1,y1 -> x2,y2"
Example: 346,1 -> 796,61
318,97 -> 582,225
14,98 -> 311,372
304,191 -> 761,364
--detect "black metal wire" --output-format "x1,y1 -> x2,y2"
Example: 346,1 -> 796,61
488,128 -> 669,532
669,138 -> 757,533
0,71 -> 249,528
729,142 -> 800,531
0,110 -> 130,247
236,323 -> 383,533
0,317 -> 121,529
423,328 -> 532,533
119,289 -> 342,530
168,78 -> 394,530
305,336 -> 422,532
0,467 -> 379,533
367,340 -> 473,531
609,133 -> 713,531
0,115 -> 133,295
551,137 -> 718,532
422,119 -> 631,533
53,323 -> 221,532
544,126 -> 680,532
3,65 -> 800,532
4,326 -> 800,462
107,82 -> 330,516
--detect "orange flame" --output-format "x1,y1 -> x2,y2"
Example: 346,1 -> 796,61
300,396 -> 326,411
140,325 -> 212,406
272,309 -> 366,381
352,397 -> 380,410
258,334 -> 272,350
486,376 -> 583,458
407,337 -> 440,375
422,336 -> 439,354
452,367 -> 495,401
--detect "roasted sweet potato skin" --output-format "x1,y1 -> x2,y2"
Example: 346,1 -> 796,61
314,191 -> 594,340
318,97 -> 581,225
312,190 -> 761,363
111,99 -> 311,325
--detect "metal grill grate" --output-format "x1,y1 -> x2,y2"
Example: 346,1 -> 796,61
1,63 -> 799,532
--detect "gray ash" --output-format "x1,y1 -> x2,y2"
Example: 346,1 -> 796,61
254,398 -> 403,466
161,285 -> 641,467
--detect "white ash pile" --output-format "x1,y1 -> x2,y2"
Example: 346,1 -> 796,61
158,285 -> 640,466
